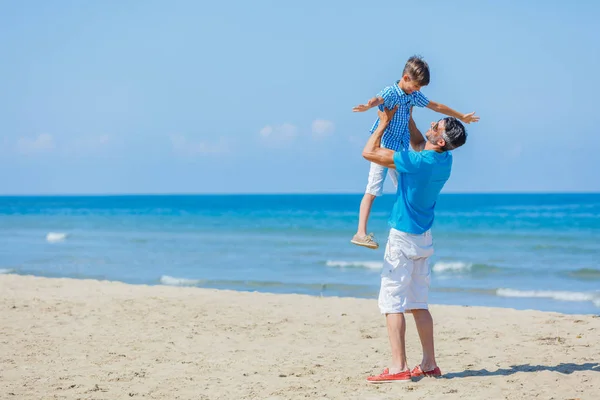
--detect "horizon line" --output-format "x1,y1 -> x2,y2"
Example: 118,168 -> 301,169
1,191 -> 599,197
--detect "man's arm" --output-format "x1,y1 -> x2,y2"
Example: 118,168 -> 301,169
426,101 -> 480,124
408,107 -> 425,151
362,107 -> 397,169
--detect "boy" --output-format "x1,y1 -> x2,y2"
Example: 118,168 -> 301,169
351,56 -> 479,249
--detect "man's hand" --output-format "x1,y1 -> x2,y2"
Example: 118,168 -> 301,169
377,105 -> 399,125
460,112 -> 480,124
352,96 -> 383,112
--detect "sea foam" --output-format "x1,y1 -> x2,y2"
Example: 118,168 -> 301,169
325,260 -> 382,270
496,288 -> 599,305
432,261 -> 473,273
160,275 -> 202,286
326,260 -> 490,273
46,232 -> 68,243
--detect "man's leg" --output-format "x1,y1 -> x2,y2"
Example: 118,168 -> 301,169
386,313 -> 409,373
352,162 -> 388,249
411,309 -> 438,371
406,232 -> 440,375
368,229 -> 413,382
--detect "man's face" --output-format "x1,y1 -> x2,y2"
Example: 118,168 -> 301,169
426,119 -> 447,146
400,75 -> 423,94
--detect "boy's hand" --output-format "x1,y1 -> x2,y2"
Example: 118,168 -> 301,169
353,96 -> 383,112
461,112 -> 480,124
352,103 -> 371,112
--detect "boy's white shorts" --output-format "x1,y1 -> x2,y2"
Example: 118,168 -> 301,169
365,162 -> 399,197
378,228 -> 434,314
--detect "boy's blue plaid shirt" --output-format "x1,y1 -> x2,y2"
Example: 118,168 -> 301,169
370,81 -> 430,151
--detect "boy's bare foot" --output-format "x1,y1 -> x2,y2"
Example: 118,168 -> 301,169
351,233 -> 379,249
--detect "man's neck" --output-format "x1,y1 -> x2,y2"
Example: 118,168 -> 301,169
424,142 -> 444,153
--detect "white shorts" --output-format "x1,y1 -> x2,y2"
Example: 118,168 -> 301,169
365,162 -> 399,197
378,228 -> 434,314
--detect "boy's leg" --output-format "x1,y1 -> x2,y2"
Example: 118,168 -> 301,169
356,193 -> 376,236
352,162 -> 388,249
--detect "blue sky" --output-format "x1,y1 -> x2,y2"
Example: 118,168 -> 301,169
1,0 -> 599,194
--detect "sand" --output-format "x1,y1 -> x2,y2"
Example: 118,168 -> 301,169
1,274 -> 598,399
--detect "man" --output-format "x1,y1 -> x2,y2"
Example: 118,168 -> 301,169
362,105 -> 468,383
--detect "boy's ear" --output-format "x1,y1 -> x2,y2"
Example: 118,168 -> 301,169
402,74 -> 411,82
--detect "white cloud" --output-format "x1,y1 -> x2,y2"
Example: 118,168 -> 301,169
16,133 -> 55,155
259,123 -> 298,143
311,119 -> 335,139
170,134 -> 229,156
65,135 -> 111,154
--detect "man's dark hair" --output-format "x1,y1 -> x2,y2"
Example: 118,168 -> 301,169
403,55 -> 430,86
441,117 -> 467,151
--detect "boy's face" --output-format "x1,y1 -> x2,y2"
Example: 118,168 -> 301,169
400,74 -> 424,94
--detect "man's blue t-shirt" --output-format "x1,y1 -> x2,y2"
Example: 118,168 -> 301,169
389,150 -> 453,234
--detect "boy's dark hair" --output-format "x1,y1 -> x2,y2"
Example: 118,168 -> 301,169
441,117 -> 467,151
403,55 -> 430,86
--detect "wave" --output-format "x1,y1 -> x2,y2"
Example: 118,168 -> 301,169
493,203 -> 599,212
160,275 -> 203,286
532,244 -> 597,254
496,288 -> 600,306
156,277 -> 600,308
514,212 -> 600,219
432,261 -> 471,273
566,268 -> 600,280
325,260 -> 382,270
436,211 -> 511,218
157,275 -> 378,297
325,260 -> 500,274
432,261 -> 500,273
437,209 -> 600,219
0,268 -> 14,274
46,232 -> 68,243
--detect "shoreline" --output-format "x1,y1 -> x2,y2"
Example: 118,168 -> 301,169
1,274 -> 599,399
2,271 -> 599,316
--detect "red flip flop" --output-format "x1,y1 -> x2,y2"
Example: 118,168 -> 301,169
367,368 -> 412,383
411,365 -> 442,377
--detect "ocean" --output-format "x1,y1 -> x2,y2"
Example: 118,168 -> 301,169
1,194 -> 599,315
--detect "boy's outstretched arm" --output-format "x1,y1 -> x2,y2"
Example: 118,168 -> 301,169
352,96 -> 384,112
427,101 -> 480,124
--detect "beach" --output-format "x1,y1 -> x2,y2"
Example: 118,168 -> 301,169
1,274 -> 598,399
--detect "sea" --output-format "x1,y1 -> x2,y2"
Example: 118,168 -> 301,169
1,194 -> 599,315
